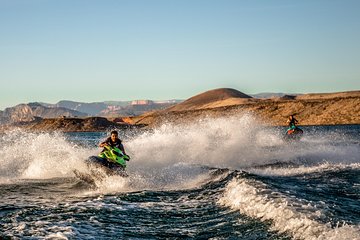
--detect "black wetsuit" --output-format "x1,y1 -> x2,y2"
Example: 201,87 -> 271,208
101,137 -> 125,153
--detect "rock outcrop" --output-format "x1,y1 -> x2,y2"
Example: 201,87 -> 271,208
131,89 -> 360,127
24,117 -> 133,132
167,88 -> 253,111
0,103 -> 88,125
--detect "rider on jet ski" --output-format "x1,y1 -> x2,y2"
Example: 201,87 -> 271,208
93,130 -> 130,173
99,130 -> 127,155
286,115 -> 303,137
286,115 -> 299,130
74,130 -> 129,183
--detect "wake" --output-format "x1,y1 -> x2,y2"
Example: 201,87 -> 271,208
0,114 -> 359,190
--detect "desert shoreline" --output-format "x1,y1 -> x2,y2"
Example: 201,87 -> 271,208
1,88 -> 359,132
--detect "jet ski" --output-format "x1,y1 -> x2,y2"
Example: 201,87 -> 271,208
283,126 -> 303,141
74,146 -> 130,184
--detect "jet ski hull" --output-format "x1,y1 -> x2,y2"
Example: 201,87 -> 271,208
284,127 -> 303,142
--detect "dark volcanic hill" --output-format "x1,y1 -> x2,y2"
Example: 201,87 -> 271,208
167,88 -> 253,111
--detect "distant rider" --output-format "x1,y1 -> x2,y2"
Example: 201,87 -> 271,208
286,115 -> 299,130
99,130 -> 126,154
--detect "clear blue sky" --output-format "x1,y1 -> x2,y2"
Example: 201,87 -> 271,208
1,0 -> 359,110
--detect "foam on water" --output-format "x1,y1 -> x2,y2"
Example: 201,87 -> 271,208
0,119 -> 359,239
248,162 -> 360,177
126,114 -> 359,171
85,175 -> 130,195
1,115 -> 359,189
219,178 -> 360,240
0,129 -> 93,181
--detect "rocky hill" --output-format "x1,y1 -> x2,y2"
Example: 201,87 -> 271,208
167,88 -> 253,111
0,103 -> 88,125
23,117 -> 134,132
295,90 -> 359,100
130,89 -> 360,127
2,89 -> 359,132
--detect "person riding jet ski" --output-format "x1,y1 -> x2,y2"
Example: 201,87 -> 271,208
285,115 -> 303,139
99,130 -> 127,155
95,130 -> 130,170
74,130 -> 130,184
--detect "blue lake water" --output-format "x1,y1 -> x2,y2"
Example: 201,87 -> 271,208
0,116 -> 359,239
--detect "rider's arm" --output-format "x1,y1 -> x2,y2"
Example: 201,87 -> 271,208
119,143 -> 126,155
116,139 -> 126,154
99,138 -> 110,147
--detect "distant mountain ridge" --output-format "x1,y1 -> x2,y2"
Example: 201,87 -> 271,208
42,99 -> 182,116
0,103 -> 88,125
250,92 -> 301,99
42,101 -> 109,116
1,92 -> 306,122
2,89 -> 359,129
0,99 -> 182,125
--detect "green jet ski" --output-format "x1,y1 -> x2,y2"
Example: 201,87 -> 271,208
74,146 -> 130,185
284,126 -> 303,142
97,145 -> 130,168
